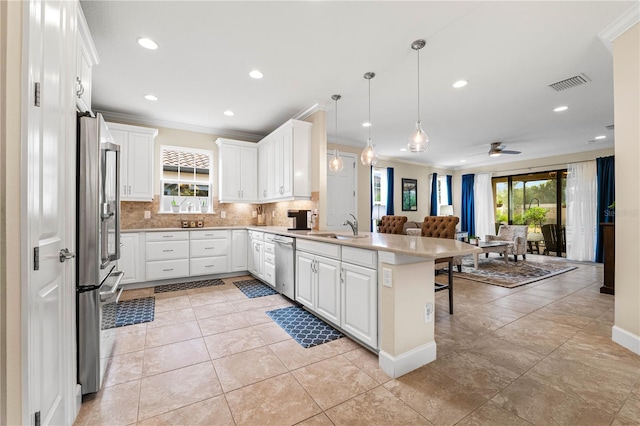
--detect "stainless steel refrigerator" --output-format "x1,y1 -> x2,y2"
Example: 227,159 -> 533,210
76,113 -> 123,395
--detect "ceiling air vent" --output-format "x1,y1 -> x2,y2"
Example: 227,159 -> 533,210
606,124 -> 615,130
548,73 -> 591,92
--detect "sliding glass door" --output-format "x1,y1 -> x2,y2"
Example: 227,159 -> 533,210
493,170 -> 567,257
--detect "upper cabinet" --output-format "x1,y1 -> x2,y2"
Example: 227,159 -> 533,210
216,139 -> 258,203
108,122 -> 158,202
76,5 -> 99,113
258,119 -> 312,202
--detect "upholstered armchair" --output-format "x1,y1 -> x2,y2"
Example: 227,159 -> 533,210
421,216 -> 461,314
486,225 -> 528,261
378,215 -> 407,234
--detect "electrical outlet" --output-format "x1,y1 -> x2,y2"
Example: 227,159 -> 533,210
220,211 -> 226,219
144,210 -> 151,219
252,211 -> 257,218
383,268 -> 392,288
424,303 -> 434,323
272,211 -> 275,217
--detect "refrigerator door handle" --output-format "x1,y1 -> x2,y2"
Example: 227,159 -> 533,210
99,270 -> 124,302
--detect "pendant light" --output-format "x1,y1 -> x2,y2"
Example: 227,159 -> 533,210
361,72 -> 378,166
407,39 -> 429,153
328,94 -> 344,172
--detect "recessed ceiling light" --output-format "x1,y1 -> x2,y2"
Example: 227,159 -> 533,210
143,94 -> 158,101
400,148 -> 407,152
362,122 -> 372,127
249,70 -> 264,79
452,80 -> 468,88
460,159 -> 467,163
137,37 -> 158,50
553,105 -> 569,112
223,110 -> 235,116
594,135 -> 606,140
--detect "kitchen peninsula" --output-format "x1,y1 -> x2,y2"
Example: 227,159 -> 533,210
122,225 -> 481,377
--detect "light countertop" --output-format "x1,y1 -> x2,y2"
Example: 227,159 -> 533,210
123,225 -> 481,260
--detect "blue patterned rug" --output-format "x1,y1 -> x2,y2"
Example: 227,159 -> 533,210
102,297 -> 155,329
266,306 -> 343,348
154,278 -> 225,293
234,279 -> 278,298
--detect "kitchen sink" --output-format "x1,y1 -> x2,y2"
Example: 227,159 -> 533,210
306,232 -> 367,240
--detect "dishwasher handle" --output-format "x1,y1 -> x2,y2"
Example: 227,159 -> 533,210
273,238 -> 294,246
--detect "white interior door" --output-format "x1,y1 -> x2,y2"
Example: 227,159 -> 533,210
326,152 -> 357,230
25,0 -> 76,424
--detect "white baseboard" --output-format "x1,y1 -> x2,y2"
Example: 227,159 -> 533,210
612,325 -> 640,355
379,342 -> 437,378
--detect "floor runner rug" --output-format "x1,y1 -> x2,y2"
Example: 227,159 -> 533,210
454,258 -> 577,288
154,278 -> 225,293
266,306 -> 343,348
102,297 -> 155,329
234,279 -> 278,298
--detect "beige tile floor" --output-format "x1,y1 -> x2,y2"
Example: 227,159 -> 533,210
75,255 -> 640,425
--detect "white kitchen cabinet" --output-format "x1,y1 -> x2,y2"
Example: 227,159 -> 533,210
75,6 -> 99,113
295,246 -> 341,326
145,231 -> 190,281
108,122 -> 157,202
231,229 -> 248,272
263,234 -> 276,287
257,119 -> 312,202
119,233 -> 142,285
341,262 -> 378,349
189,230 -> 230,276
216,139 -> 258,203
248,231 -> 264,279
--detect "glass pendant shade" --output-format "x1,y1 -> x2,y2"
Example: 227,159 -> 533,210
407,120 -> 429,152
329,147 -> 344,172
361,138 -> 378,166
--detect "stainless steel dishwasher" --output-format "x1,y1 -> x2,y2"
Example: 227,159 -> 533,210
273,236 -> 295,300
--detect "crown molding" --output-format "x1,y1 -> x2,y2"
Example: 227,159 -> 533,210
95,110 -> 265,142
292,101 -> 332,120
598,3 -> 640,53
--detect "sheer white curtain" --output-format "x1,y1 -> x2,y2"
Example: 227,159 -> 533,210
566,161 -> 597,261
474,173 -> 495,240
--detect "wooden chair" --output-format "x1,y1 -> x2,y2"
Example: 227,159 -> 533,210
541,224 -> 566,255
421,216 -> 460,314
378,215 -> 407,234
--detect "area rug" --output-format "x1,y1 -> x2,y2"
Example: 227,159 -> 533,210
234,279 -> 278,298
453,258 -> 577,288
266,306 -> 343,348
102,297 -> 155,329
154,278 -> 225,293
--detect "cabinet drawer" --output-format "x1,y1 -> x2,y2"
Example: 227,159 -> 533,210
264,242 -> 275,255
264,252 -> 275,265
146,259 -> 189,281
190,230 -> 229,240
146,241 -> 189,261
248,231 -> 264,241
263,262 -> 275,286
190,239 -> 229,257
190,256 -> 228,275
264,233 -> 276,242
296,239 -> 341,260
342,246 -> 377,269
146,231 -> 188,242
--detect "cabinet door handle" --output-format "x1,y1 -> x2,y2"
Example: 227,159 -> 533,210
340,268 -> 344,283
128,185 -> 131,195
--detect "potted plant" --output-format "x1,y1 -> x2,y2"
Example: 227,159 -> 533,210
496,198 -> 503,208
200,200 -> 208,213
468,235 -> 480,245
171,198 -> 181,213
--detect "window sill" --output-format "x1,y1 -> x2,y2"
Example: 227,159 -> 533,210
157,211 -> 215,215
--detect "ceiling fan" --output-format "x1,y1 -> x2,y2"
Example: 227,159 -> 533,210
488,142 -> 521,157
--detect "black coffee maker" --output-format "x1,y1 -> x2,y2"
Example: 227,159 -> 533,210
287,209 -> 311,230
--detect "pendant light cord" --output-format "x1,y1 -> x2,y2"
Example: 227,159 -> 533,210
335,97 -> 339,154
368,77 -> 371,140
416,48 -> 420,122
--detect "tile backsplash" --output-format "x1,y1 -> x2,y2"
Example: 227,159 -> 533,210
121,193 -> 319,230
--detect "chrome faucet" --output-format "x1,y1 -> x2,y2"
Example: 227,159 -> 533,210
343,214 -> 358,235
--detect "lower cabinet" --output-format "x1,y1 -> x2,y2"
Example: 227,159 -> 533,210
248,233 -> 264,279
231,229 -> 248,272
341,262 -> 377,348
189,230 -> 229,276
295,250 -> 341,327
119,233 -> 143,284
